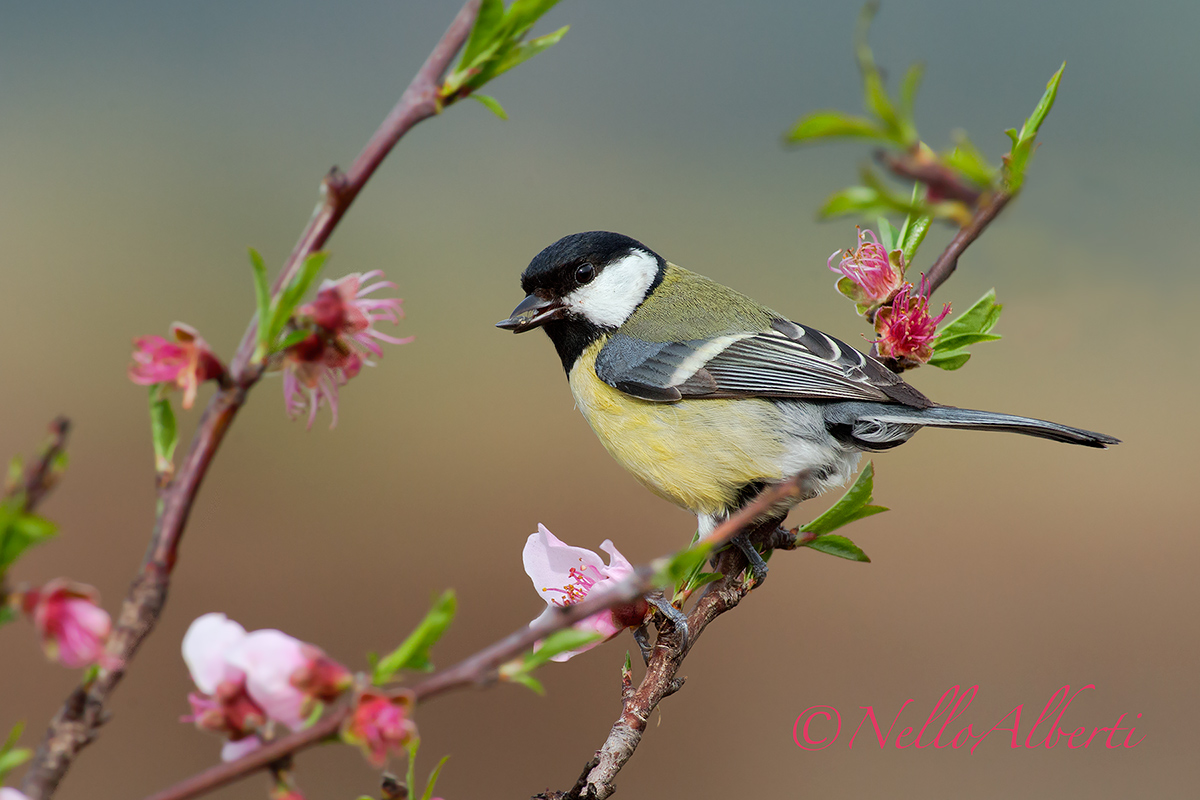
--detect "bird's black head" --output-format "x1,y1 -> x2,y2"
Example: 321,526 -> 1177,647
497,232 -> 666,370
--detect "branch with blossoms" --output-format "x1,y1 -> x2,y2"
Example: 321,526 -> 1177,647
2,2 -> 574,799
791,3 -> 1058,373
1,3 -> 1074,800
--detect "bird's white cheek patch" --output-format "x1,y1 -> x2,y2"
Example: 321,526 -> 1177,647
565,250 -> 658,328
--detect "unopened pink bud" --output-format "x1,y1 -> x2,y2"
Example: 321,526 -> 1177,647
22,579 -> 112,668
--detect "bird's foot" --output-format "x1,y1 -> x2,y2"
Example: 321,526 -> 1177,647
647,592 -> 689,651
730,532 -> 769,587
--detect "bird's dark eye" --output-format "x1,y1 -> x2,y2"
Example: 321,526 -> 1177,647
575,264 -> 596,285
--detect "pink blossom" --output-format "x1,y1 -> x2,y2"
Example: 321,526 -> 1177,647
873,276 -> 951,363
226,630 -> 351,729
341,689 -> 417,766
21,579 -> 112,668
297,271 -> 413,358
181,613 -> 351,749
283,271 -> 413,429
828,228 -> 905,309
128,322 -> 224,409
1,788 -> 31,800
523,524 -> 648,662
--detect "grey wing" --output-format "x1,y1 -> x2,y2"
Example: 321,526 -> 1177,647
594,318 -> 933,408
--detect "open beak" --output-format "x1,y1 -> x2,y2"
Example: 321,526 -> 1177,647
496,293 -> 567,333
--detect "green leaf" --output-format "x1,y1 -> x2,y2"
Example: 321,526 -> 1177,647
507,672 -> 544,694
661,539 -> 715,586
899,213 -> 931,266
6,457 -> 22,493
149,386 -> 178,477
0,511 -> 58,570
943,131 -> 996,187
930,289 -> 1003,369
372,590 -> 457,684
854,4 -> 900,137
785,111 -> 886,143
421,755 -> 451,800
927,349 -> 972,370
523,629 -> 603,671
933,332 -> 1002,351
819,186 -> 887,219
0,605 -> 17,628
267,251 -> 328,352
876,217 -> 900,253
274,328 -> 311,353
249,248 -> 272,363
505,0 -> 563,33
470,93 -> 509,119
492,26 -> 569,78
460,0 -> 506,69
0,722 -> 30,783
898,62 -> 924,127
800,462 -> 888,536
801,534 -> 871,562
1004,63 -> 1065,192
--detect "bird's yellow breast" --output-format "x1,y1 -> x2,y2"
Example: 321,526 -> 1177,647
568,340 -> 786,516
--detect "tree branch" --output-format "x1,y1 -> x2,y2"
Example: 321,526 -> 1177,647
19,5 -> 482,798
138,475 -> 815,800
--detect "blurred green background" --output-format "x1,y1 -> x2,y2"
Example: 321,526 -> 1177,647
2,1 -> 1197,798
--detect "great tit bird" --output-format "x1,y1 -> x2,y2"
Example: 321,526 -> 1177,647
498,231 -> 1118,563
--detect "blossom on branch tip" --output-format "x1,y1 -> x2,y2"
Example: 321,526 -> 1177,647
282,270 -> 413,428
180,613 -> 351,757
1,788 -> 31,800
128,322 -> 224,409
523,524 -> 649,662
872,276 -> 951,363
341,688 -> 417,767
828,228 -> 905,310
21,578 -> 113,668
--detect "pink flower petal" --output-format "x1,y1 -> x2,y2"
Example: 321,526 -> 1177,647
182,613 -> 247,694
225,630 -> 309,729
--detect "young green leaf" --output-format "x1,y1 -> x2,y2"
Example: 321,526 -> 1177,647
936,289 -> 1002,339
267,251 -> 329,352
0,722 -> 30,783
876,217 -> 900,253
786,111 -> 886,143
928,289 -> 1003,370
800,462 -> 887,536
898,62 -> 924,128
0,511 -> 58,570
1004,63 -> 1065,192
514,629 -> 603,674
149,386 -> 178,477
460,0 -> 506,69
372,590 -> 457,684
249,248 -> 272,363
943,131 -> 996,187
0,605 -> 17,628
927,349 -> 972,370
470,93 -> 509,119
854,4 -> 901,139
801,534 -> 871,562
421,755 -> 451,800
492,26 -> 569,78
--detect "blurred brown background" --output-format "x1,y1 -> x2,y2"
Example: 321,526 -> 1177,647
2,1 -> 1197,798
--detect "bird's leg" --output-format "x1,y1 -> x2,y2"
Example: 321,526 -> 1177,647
631,623 -> 654,666
645,591 -> 689,653
730,533 -> 769,587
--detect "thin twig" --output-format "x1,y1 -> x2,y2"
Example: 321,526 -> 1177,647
19,5 -> 482,799
921,189 -> 1011,297
0,417 -> 72,606
138,475 -> 815,800
874,148 -> 983,206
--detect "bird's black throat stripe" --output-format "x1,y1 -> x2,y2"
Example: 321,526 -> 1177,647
543,317 -> 611,374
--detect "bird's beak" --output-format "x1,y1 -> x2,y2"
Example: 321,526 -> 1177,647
496,293 -> 567,333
